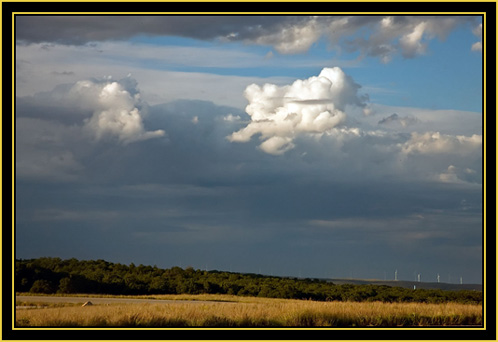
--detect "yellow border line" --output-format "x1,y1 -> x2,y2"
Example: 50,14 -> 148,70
0,0 -> 2,335
483,9 -> 487,332
10,10 -> 13,331
11,11 -> 487,14
3,0 -> 497,2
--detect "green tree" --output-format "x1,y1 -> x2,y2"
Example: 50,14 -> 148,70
30,279 -> 55,294
58,277 -> 75,294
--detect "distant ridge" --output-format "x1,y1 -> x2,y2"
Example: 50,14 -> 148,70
325,278 -> 482,291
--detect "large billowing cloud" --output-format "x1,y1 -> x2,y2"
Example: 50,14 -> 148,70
225,67 -> 482,190
22,76 -> 165,145
15,76 -> 165,180
228,67 -> 367,154
16,16 -> 479,61
74,79 -> 165,144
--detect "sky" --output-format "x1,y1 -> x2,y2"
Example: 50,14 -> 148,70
15,15 -> 484,284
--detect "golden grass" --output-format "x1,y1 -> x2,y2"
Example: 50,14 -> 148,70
15,295 -> 483,327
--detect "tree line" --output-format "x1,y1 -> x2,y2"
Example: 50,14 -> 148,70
15,257 -> 482,304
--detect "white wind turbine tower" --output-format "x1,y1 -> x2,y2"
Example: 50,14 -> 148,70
395,269 -> 398,281
437,273 -> 440,283
417,273 -> 421,282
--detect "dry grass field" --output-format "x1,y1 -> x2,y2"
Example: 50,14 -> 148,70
15,294 -> 483,327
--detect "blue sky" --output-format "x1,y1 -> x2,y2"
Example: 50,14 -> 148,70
15,15 -> 484,283
126,17 -> 483,113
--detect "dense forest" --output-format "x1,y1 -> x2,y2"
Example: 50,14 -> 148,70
15,257 -> 482,304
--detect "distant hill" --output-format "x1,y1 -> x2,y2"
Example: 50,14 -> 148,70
326,278 -> 482,291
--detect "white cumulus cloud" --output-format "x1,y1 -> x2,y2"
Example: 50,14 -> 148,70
401,131 -> 482,155
68,77 -> 165,144
228,67 -> 367,155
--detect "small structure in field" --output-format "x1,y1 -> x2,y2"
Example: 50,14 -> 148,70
82,301 -> 93,307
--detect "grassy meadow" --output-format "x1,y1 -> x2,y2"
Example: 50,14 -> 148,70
15,294 -> 483,327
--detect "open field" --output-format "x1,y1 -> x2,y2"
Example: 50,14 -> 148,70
15,294 -> 483,327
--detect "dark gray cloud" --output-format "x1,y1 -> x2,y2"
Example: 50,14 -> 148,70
15,174 -> 482,281
16,15 -> 479,59
14,75 -> 483,283
16,83 -> 92,125
378,113 -> 419,127
15,16 -> 303,45
378,113 -> 400,125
